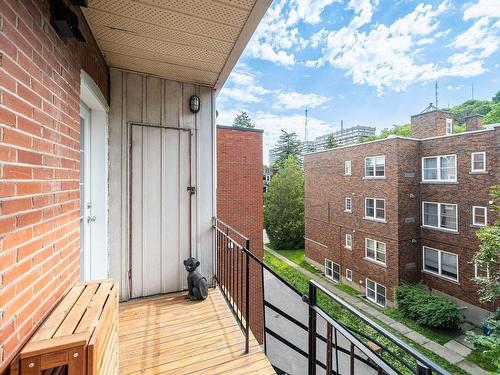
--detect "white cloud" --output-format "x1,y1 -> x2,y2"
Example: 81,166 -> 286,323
309,2 -> 450,93
276,91 -> 331,109
245,0 -> 336,65
463,0 -> 500,20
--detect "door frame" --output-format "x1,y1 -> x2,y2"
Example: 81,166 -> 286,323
80,70 -> 109,280
127,122 -> 194,298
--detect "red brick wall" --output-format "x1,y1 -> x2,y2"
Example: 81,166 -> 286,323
0,0 -> 108,370
304,127 -> 499,309
216,125 -> 264,342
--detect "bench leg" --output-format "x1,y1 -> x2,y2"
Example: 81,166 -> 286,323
21,356 -> 40,375
68,346 -> 85,375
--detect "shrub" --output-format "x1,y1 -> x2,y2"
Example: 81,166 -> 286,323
395,283 -> 460,329
264,156 -> 304,249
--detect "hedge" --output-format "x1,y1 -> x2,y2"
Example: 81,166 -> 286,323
395,283 -> 460,329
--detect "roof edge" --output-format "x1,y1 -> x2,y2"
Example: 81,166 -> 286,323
214,1 -> 272,93
217,124 -> 264,133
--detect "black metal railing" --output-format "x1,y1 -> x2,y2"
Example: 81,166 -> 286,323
213,219 -> 450,375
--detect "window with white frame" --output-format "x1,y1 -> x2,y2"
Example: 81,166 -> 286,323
344,160 -> 352,175
345,197 -> 352,212
345,233 -> 352,249
423,246 -> 458,281
346,268 -> 352,281
365,156 -> 385,177
474,263 -> 490,280
366,278 -> 386,307
472,206 -> 487,226
365,198 -> 385,221
471,152 -> 486,172
422,202 -> 457,231
365,238 -> 386,264
324,259 -> 340,282
446,118 -> 453,135
422,155 -> 456,182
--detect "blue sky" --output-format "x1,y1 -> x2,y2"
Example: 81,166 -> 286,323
216,0 -> 500,164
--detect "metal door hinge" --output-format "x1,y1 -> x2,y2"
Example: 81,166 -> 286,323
187,186 -> 196,195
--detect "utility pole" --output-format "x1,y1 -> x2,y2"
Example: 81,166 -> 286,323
304,109 -> 308,142
435,81 -> 439,109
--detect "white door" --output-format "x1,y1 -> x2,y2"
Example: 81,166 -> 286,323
79,102 -> 107,281
130,125 -> 192,298
80,104 -> 92,280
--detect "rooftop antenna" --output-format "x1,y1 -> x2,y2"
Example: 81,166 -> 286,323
435,81 -> 439,109
304,109 -> 308,142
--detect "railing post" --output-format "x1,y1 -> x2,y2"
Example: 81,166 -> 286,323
245,239 -> 250,354
307,281 -> 317,375
417,362 -> 432,375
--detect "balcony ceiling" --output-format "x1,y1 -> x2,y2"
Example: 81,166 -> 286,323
82,0 -> 271,89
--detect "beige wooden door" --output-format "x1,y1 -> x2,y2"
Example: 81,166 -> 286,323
130,124 -> 192,298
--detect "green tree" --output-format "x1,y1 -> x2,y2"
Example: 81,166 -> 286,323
466,185 -> 500,372
447,99 -> 494,122
360,124 -> 411,143
232,111 -> 255,128
273,130 -> 303,169
264,156 -> 304,250
324,134 -> 338,149
484,103 -> 500,124
493,90 -> 500,103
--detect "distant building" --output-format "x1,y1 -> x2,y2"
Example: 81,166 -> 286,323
304,110 -> 499,322
263,166 -> 276,194
314,125 -> 376,150
269,148 -> 280,166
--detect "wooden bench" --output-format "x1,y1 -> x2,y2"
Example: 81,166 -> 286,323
11,281 -> 118,375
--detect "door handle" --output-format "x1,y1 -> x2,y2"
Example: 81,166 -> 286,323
87,216 -> 96,223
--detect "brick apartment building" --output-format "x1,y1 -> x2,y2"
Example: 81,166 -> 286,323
216,125 -> 264,341
304,108 -> 499,322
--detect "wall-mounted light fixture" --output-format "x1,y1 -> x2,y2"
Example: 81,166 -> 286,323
189,95 -> 200,114
51,0 -> 86,42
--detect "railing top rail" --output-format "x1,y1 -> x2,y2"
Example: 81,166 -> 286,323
310,280 -> 451,375
215,218 -> 249,242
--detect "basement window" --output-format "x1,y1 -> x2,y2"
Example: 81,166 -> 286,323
366,278 -> 386,307
325,259 -> 340,282
346,268 -> 352,281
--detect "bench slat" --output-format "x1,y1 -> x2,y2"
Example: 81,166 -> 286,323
54,284 -> 99,338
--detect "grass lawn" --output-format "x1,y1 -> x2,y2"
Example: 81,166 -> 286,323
466,347 -> 497,373
264,251 -> 470,375
334,283 -> 360,297
264,244 -> 321,275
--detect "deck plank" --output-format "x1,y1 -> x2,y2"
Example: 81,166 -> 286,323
119,288 -> 275,374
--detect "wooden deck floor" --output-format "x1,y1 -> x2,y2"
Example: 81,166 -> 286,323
118,288 -> 275,374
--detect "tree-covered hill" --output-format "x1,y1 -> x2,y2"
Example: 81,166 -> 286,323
361,90 -> 500,143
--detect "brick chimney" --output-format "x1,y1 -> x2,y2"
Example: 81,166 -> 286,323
410,106 -> 455,139
465,114 -> 483,132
